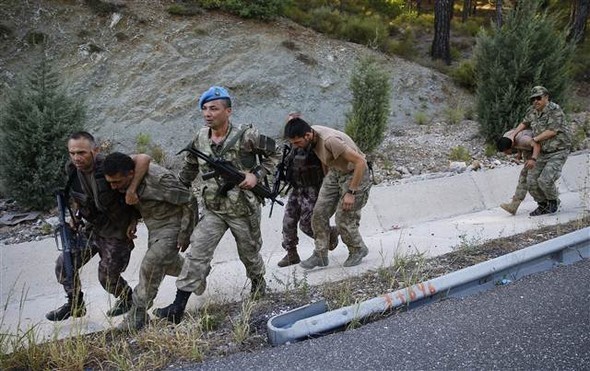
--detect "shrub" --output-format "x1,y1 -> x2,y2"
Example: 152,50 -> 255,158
449,59 -> 476,92
474,2 -> 574,142
344,57 -> 391,155
452,18 -> 483,37
135,132 -> 167,165
135,132 -> 151,154
570,38 -> 590,84
414,111 -> 429,125
484,143 -> 497,157
444,106 -> 464,125
337,14 -> 388,48
197,0 -> 285,21
307,6 -> 343,35
0,59 -> 85,211
448,145 -> 471,161
382,27 -> 417,58
167,4 -> 203,16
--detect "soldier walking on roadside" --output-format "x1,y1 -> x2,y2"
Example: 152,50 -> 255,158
153,86 -> 279,324
103,152 -> 196,331
278,112 -> 339,267
509,86 -> 571,216
46,132 -> 147,321
284,117 -> 372,270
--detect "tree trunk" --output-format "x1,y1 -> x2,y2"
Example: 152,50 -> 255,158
462,0 -> 472,22
496,0 -> 503,27
431,0 -> 452,65
568,0 -> 589,43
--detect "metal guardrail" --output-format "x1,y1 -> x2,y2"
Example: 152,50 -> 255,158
267,227 -> 590,346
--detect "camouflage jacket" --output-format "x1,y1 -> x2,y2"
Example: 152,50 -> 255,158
523,102 -> 571,153
179,123 -> 279,216
135,163 -> 196,245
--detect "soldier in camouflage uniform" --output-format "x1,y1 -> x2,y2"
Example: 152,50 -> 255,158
103,152 -> 196,331
510,86 -> 571,216
496,128 -> 538,215
278,143 -> 339,267
277,112 -> 339,267
284,117 -> 372,270
46,132 -> 146,322
154,86 -> 279,324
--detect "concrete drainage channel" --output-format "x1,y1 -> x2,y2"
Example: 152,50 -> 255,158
267,227 -> 590,346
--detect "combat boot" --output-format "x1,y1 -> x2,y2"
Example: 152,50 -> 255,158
250,276 -> 267,300
106,287 -> 133,317
529,202 -> 549,216
46,292 -> 86,321
547,199 -> 560,213
277,249 -> 300,267
117,306 -> 149,332
343,246 -> 369,267
328,227 -> 340,251
500,198 -> 522,215
153,289 -> 192,324
300,252 -> 328,269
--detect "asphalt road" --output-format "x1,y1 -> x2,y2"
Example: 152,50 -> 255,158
186,259 -> 590,370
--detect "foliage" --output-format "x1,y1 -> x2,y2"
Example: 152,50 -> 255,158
196,0 -> 285,21
167,4 -> 203,16
473,2 -> 574,142
444,106 -> 464,125
448,145 -> 471,161
450,59 -> 476,92
484,143 -> 497,157
337,14 -> 389,47
382,26 -> 417,58
414,111 -> 429,125
570,38 -> 590,84
135,133 -> 167,165
135,132 -> 151,154
344,57 -> 391,154
0,59 -> 85,210
452,17 -> 484,37
305,6 -> 344,35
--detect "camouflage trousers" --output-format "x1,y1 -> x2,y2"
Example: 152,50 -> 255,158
175,206 -> 264,294
282,185 -> 320,250
312,167 -> 371,255
54,233 -> 134,298
527,149 -> 569,203
133,229 -> 185,309
513,151 -> 532,201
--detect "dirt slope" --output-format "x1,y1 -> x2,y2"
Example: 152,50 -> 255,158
0,0 -> 472,154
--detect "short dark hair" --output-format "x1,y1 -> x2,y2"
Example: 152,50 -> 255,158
69,131 -> 96,146
103,152 -> 135,176
496,137 -> 513,152
284,117 -> 312,139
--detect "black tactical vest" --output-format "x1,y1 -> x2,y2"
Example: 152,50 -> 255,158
286,146 -> 324,188
67,154 -> 136,228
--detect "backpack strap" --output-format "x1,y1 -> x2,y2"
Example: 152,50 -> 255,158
218,124 -> 250,157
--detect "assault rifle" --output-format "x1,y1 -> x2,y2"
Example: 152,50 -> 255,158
54,190 -> 87,289
177,143 -> 284,210
269,144 -> 291,217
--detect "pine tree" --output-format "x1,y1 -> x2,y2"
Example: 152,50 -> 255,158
0,58 -> 85,210
474,2 -> 574,143
344,57 -> 391,155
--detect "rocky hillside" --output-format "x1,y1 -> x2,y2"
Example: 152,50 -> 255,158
0,0 -> 472,155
